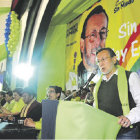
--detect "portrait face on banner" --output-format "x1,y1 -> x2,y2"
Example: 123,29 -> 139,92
66,0 -> 140,90
78,5 -> 109,88
80,12 -> 108,69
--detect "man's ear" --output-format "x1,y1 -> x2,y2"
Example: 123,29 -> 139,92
56,93 -> 60,98
80,38 -> 85,53
113,56 -> 117,64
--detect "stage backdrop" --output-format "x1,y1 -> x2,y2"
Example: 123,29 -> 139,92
66,0 -> 140,90
37,0 -> 98,101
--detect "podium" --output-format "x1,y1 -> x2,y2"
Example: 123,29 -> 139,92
42,100 -> 121,139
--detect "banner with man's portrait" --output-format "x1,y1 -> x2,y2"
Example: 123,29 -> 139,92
66,0 -> 140,90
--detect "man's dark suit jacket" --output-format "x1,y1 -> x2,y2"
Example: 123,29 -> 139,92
15,100 -> 42,122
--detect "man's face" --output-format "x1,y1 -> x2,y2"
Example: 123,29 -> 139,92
5,94 -> 12,102
47,88 -> 59,100
96,50 -> 116,75
81,12 -> 108,70
65,90 -> 71,96
13,92 -> 20,102
22,93 -> 32,104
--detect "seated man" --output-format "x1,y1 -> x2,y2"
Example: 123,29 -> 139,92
15,87 -> 42,122
84,81 -> 95,106
0,91 -> 6,106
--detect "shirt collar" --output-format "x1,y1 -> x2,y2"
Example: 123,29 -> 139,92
102,69 -> 118,82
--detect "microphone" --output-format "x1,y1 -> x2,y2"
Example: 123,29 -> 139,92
88,73 -> 95,82
82,65 -> 98,89
82,73 -> 95,89
87,73 -> 95,82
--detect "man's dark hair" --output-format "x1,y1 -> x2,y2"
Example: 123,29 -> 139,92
13,87 -> 23,96
96,48 -> 119,65
81,5 -> 109,39
6,90 -> 13,97
96,48 -> 116,57
22,87 -> 36,97
49,86 -> 62,99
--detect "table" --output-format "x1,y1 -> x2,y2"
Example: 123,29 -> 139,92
0,122 -> 40,139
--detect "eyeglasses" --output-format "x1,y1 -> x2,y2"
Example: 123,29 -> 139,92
47,90 -> 56,94
96,57 -> 111,64
84,29 -> 109,41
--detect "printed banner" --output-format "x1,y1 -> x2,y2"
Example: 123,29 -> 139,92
66,0 -> 140,90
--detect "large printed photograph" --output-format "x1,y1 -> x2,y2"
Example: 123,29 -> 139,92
66,0 -> 140,90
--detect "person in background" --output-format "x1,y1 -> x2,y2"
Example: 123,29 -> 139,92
78,5 -> 109,88
65,90 -> 72,100
94,48 -> 140,139
12,88 -> 25,114
80,88 -> 89,102
70,88 -> 89,102
71,90 -> 81,101
84,81 -> 95,105
0,91 -> 6,106
60,90 -> 66,100
0,90 -> 15,117
0,88 -> 25,117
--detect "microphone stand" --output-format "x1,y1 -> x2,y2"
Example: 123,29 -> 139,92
64,73 -> 96,101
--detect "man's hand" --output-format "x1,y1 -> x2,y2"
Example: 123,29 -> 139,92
118,115 -> 131,128
8,115 -> 14,121
24,118 -> 35,128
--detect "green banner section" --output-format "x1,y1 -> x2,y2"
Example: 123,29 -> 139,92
37,24 -> 66,102
0,7 -> 10,16
55,101 -> 121,139
50,0 -> 98,26
131,58 -> 140,73
0,44 -> 7,61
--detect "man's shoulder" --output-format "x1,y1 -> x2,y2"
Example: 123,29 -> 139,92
31,100 -> 42,107
125,70 -> 132,74
125,70 -> 135,79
